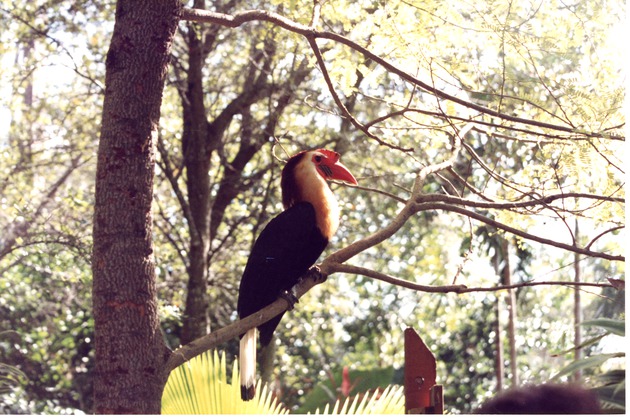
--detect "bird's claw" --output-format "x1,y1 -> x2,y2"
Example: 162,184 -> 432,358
308,265 -> 327,283
279,289 -> 299,310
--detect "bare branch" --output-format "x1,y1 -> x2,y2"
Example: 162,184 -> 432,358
1,159 -> 86,260
309,0 -> 322,28
585,226 -> 625,250
163,253 -> 617,375
334,180 -> 406,204
156,134 -> 192,225
324,125 -> 467,265
181,7 -> 623,141
328,262 -> 467,293
328,262 -> 615,294
418,191 -> 624,211
417,202 -> 623,261
153,197 -> 189,268
1,6 -> 105,93
323,197 -> 417,266
163,268 -> 325,374
306,36 -> 412,152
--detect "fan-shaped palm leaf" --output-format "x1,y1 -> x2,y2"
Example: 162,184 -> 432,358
161,350 -> 287,414
311,385 -> 405,415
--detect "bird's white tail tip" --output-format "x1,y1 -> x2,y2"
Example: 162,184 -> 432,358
239,328 -> 257,401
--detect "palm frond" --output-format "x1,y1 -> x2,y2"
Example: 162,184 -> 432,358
161,350 -> 287,414
312,385 -> 405,415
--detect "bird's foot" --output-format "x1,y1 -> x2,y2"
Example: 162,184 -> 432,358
308,265 -> 327,283
279,289 -> 299,310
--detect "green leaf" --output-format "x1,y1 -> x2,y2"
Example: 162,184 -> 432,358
551,332 -> 608,357
593,376 -> 626,414
296,366 -> 396,414
551,353 -> 626,381
581,318 -> 625,337
161,350 -> 288,414
311,385 -> 405,415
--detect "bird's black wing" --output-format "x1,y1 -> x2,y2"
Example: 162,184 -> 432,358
237,202 -> 328,345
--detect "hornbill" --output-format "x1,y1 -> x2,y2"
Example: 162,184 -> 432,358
237,149 -> 357,401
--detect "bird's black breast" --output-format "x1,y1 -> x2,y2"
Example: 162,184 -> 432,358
237,202 -> 328,344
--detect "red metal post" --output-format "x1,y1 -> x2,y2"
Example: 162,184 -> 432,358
404,328 -> 442,414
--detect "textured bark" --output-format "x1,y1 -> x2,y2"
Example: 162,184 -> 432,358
92,0 -> 180,413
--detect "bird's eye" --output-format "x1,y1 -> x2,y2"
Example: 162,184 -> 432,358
314,155 -> 323,163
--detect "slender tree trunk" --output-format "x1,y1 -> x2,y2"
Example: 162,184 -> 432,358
573,219 -> 582,381
21,36 -> 34,175
10,34 -> 35,183
494,282 -> 504,391
180,15 -> 212,345
92,0 -> 181,413
492,247 -> 504,392
501,239 -> 519,388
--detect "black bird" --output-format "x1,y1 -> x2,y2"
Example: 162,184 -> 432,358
237,149 -> 357,401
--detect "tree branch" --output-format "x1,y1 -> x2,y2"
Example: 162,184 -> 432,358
306,36 -> 412,152
324,124 -> 467,265
328,262 -> 467,293
417,202 -> 624,261
181,7 -> 624,141
156,134 -> 192,225
0,158 -> 85,261
163,251 -> 618,375
328,262 -> 615,294
417,191 -> 624,211
163,3 -> 625,380
163,269 -> 326,373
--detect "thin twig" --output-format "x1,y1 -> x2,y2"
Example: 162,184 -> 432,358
180,7 -> 623,141
328,262 -> 614,294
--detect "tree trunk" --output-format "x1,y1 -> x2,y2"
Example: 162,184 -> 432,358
573,219 -> 582,381
10,34 -> 35,183
92,0 -> 180,413
501,239 -> 519,388
492,245 -> 504,392
179,16 -> 212,345
494,284 -> 504,392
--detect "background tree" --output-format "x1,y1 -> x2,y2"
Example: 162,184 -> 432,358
157,0 -> 316,346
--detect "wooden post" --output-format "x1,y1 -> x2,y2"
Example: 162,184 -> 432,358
404,328 -> 443,414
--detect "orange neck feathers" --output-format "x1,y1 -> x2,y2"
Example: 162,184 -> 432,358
281,151 -> 341,240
